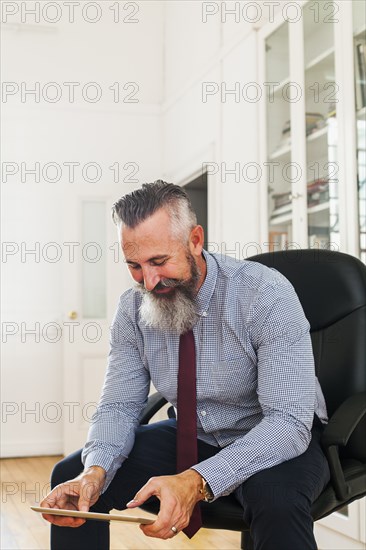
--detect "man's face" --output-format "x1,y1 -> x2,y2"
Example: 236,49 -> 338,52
120,208 -> 206,333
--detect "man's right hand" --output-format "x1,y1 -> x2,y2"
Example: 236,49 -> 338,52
40,465 -> 106,527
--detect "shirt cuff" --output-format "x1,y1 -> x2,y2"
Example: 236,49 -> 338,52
192,455 -> 238,500
82,450 -> 120,493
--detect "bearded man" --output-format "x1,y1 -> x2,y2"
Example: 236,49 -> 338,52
41,180 -> 330,550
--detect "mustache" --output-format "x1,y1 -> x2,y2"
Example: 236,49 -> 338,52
137,277 -> 182,293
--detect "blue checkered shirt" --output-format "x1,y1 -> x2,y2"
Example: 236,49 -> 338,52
82,250 -> 328,499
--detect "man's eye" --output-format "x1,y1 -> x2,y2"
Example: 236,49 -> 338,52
128,264 -> 140,270
153,260 -> 167,266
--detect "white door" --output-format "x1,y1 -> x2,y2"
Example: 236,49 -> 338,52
62,185 -> 134,455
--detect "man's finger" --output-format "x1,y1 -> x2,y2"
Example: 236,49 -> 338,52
141,496 -> 181,538
42,513 -> 86,528
77,479 -> 99,512
140,521 -> 180,540
77,492 -> 91,513
39,502 -> 86,527
126,479 -> 158,508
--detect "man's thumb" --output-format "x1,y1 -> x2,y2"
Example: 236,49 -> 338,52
78,497 -> 90,513
78,489 -> 91,512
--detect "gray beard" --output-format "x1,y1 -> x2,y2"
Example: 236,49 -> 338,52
139,289 -> 197,334
136,254 -> 200,334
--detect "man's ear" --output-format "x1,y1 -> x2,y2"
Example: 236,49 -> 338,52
189,225 -> 204,256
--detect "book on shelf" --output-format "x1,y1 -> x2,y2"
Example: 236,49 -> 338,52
307,178 -> 330,207
307,178 -> 328,192
282,119 -> 291,136
307,177 -> 329,190
326,105 -> 337,119
272,120 -> 292,153
273,113 -> 326,152
270,190 -> 292,217
308,192 -> 330,208
305,112 -> 326,135
272,190 -> 292,208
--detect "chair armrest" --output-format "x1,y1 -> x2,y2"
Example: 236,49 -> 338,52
140,392 -> 167,425
321,392 -> 366,448
321,391 -> 366,501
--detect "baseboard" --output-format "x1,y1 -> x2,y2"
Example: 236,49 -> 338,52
0,439 -> 63,458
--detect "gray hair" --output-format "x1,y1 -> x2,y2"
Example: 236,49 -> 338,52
112,180 -> 197,240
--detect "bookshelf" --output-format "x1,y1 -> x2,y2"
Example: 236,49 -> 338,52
260,0 -> 363,263
259,3 -> 365,544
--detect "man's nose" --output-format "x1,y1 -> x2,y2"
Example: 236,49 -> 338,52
142,266 -> 160,292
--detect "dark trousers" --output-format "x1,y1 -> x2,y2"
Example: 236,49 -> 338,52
50,417 -> 330,550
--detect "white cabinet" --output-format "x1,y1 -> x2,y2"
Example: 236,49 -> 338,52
314,499 -> 366,550
258,1 -> 365,547
258,0 -> 364,262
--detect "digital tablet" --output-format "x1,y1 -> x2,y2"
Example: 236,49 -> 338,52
31,506 -> 154,524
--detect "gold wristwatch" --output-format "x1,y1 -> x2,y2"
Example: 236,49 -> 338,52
200,476 -> 214,502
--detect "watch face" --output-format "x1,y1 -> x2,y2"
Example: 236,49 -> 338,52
204,482 -> 214,501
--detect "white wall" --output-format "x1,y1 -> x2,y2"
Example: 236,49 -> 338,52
1,1 -> 164,457
1,1 -> 278,456
162,1 -> 274,259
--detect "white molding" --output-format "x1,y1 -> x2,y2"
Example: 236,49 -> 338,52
360,497 -> 366,544
2,102 -> 161,118
315,521 -> 365,550
289,17 -> 307,248
258,23 -> 268,248
317,498 -> 362,543
1,22 -> 58,34
314,497 -> 366,549
1,439 -> 62,458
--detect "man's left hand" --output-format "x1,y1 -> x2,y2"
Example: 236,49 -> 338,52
126,469 -> 203,539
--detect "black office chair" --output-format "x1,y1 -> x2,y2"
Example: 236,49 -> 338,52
139,249 -> 366,549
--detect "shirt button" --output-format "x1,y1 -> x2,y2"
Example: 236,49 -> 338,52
201,410 -> 207,416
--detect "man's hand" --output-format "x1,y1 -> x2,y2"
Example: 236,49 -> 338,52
126,469 -> 203,539
40,466 -> 106,528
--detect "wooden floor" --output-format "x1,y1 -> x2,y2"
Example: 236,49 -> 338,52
0,456 -> 241,550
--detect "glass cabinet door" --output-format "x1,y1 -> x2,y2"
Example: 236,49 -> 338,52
353,1 -> 366,263
303,1 -> 340,250
266,22 -> 292,252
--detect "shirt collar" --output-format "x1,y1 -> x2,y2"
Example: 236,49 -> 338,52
195,249 -> 218,317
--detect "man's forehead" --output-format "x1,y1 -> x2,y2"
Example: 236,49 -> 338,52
121,238 -> 184,263
119,215 -> 184,261
122,242 -> 169,262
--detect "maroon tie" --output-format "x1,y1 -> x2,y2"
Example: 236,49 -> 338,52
176,329 -> 202,538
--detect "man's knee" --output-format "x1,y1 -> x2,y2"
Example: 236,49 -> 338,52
240,482 -> 316,550
242,481 -> 311,524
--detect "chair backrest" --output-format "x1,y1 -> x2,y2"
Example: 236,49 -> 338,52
248,249 -> 366,461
